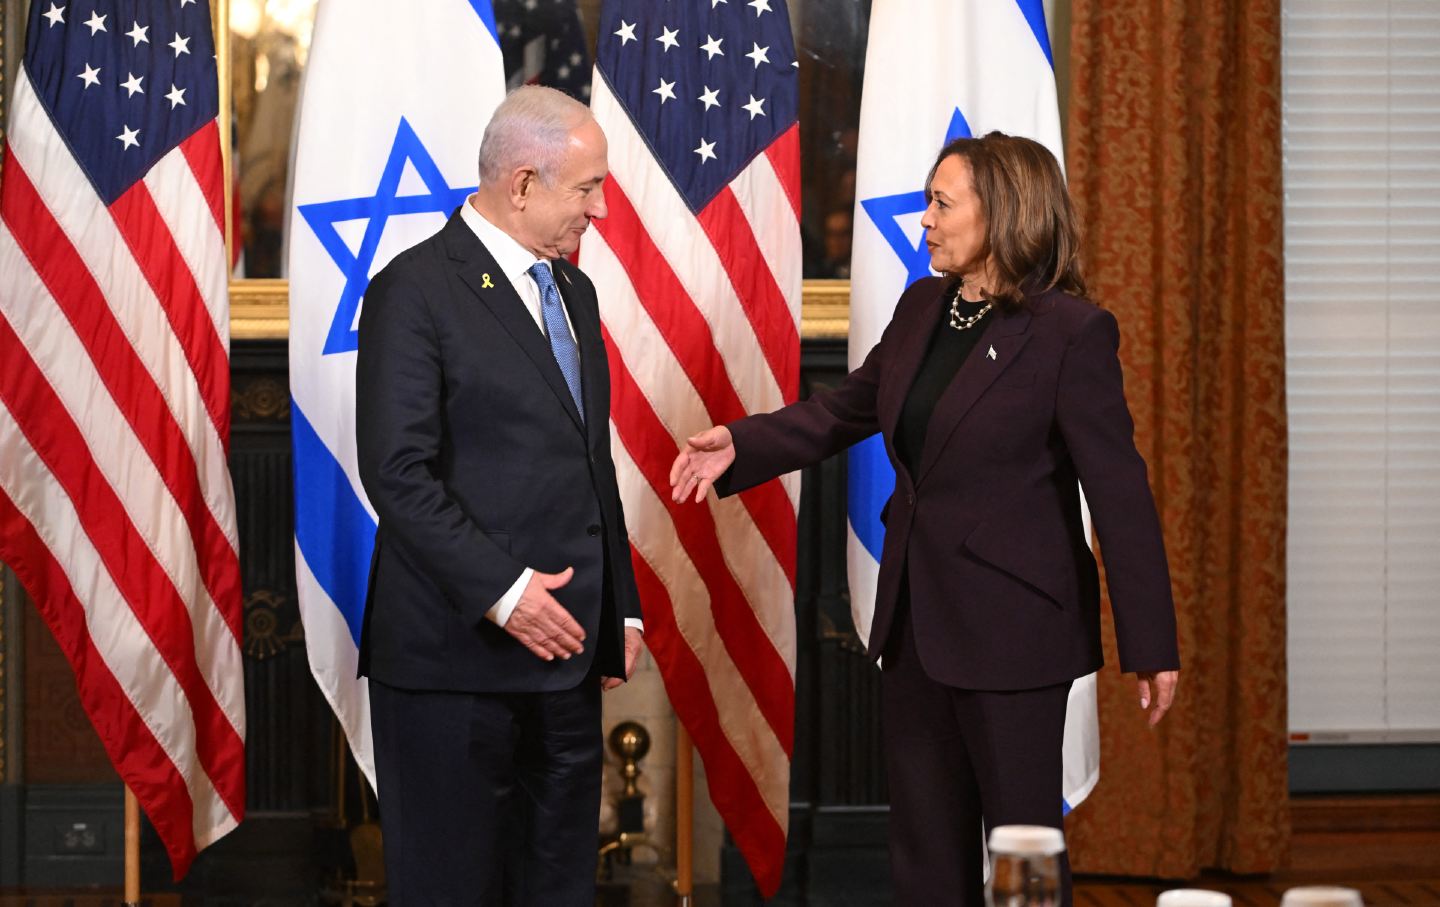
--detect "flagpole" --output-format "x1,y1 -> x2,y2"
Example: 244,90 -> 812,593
124,785 -> 140,907
674,723 -> 693,906
215,0 -> 234,268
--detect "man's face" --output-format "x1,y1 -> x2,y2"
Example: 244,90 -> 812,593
518,119 -> 609,259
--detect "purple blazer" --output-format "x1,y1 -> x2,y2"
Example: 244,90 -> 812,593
719,278 -> 1179,690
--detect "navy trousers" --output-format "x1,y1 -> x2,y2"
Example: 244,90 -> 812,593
370,675 -> 603,906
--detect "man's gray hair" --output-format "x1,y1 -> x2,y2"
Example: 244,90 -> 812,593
477,86 -> 593,187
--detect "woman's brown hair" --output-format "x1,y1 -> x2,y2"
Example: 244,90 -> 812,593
925,131 -> 1087,310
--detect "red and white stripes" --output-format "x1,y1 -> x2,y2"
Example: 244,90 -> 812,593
583,74 -> 801,893
0,70 -> 244,878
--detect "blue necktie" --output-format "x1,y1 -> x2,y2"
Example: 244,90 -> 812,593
528,262 -> 585,424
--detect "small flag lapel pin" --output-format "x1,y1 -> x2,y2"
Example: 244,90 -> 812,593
987,345 -> 997,361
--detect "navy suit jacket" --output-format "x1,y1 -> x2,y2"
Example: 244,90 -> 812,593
719,278 -> 1179,690
355,211 -> 641,693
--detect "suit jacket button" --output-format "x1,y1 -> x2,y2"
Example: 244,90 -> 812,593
587,524 -> 601,537
906,493 -> 915,505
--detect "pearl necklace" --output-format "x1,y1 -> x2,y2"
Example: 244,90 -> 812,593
948,286 -> 992,332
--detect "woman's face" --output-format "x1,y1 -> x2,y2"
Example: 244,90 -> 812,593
921,154 -> 988,279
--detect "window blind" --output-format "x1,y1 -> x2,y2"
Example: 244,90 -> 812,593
1283,0 -> 1440,742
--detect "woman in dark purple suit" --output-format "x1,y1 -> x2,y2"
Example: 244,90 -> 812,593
670,132 -> 1181,906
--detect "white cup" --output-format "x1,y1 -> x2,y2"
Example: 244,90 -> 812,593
1157,889 -> 1232,907
987,824 -> 1066,855
1280,887 -> 1364,907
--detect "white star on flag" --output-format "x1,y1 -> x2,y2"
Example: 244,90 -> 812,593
742,94 -> 767,119
694,137 -> 717,162
166,84 -> 187,108
170,33 -> 191,56
748,0 -> 773,14
127,21 -> 149,45
746,42 -> 770,68
84,10 -> 106,34
121,72 -> 145,97
115,124 -> 140,149
77,63 -> 101,88
700,34 -> 724,59
614,20 -> 637,44
697,85 -> 721,110
656,26 -> 679,52
43,3 -> 65,27
653,78 -> 676,103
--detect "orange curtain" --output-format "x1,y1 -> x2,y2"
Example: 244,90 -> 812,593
1062,0 -> 1289,877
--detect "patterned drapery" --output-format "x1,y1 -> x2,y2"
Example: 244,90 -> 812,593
1063,0 -> 1290,877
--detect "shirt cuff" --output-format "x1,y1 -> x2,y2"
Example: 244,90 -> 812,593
624,618 -> 644,633
486,567 -> 533,627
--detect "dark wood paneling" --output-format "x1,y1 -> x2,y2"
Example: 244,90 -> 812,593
20,786 -> 122,887
21,603 -> 114,785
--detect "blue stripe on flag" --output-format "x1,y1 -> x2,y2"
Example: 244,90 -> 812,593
292,399 -> 376,646
847,434 -> 894,560
1013,0 -> 1054,67
467,0 -> 500,44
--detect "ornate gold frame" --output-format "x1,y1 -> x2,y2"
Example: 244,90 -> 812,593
229,279 -> 852,342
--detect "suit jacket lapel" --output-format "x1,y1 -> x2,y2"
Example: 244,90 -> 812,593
446,217 -> 587,435
913,307 -> 1033,485
878,287 -> 948,490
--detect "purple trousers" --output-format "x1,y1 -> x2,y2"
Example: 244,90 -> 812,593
881,602 -> 1074,906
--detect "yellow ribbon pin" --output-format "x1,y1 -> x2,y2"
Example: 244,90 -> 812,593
481,273 -> 495,289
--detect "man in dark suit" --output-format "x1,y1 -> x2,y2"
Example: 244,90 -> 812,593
355,85 -> 643,906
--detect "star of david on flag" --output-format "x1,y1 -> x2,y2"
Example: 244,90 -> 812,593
860,107 -> 973,290
298,119 -> 474,356
286,0 -> 506,792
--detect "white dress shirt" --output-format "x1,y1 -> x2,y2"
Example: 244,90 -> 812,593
459,198 -> 641,637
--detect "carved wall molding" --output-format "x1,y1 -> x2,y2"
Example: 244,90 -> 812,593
232,374 -> 292,422
244,589 -> 305,660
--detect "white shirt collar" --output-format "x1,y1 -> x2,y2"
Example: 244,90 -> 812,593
459,195 -> 550,286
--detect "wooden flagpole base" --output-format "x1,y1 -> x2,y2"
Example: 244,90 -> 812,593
675,722 -> 693,905
124,785 -> 140,907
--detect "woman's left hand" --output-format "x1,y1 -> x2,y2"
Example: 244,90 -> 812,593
1136,670 -> 1178,727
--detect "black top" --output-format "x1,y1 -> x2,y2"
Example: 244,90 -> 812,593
894,294 -> 993,473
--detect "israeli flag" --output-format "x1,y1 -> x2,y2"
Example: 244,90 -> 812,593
848,0 -> 1099,813
287,0 -> 506,790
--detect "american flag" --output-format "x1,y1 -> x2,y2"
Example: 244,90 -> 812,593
581,0 -> 801,895
494,0 -> 592,101
0,0 -> 244,880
